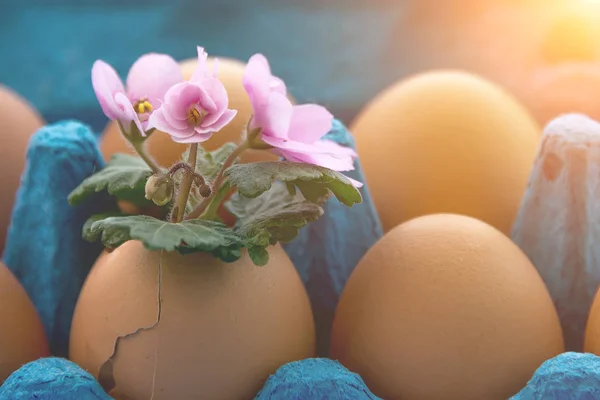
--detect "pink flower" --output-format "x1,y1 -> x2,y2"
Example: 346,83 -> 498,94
242,54 -> 362,187
147,47 -> 237,143
91,53 -> 183,136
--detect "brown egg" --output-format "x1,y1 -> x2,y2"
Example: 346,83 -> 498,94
584,286 -> 600,354
69,241 -> 315,400
0,86 -> 45,256
0,262 -> 50,382
350,70 -> 541,235
539,11 -> 598,65
523,63 -> 600,127
518,10 -> 600,126
330,214 -> 564,400
100,56 -> 278,167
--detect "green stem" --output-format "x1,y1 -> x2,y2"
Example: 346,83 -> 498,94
202,184 -> 233,221
184,141 -> 249,220
172,143 -> 198,223
117,120 -> 161,174
132,142 -> 161,174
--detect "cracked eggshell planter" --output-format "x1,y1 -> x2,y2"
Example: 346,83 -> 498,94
69,242 -> 315,399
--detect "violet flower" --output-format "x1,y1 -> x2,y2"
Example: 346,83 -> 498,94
147,47 -> 237,144
91,53 -> 183,136
242,54 -> 362,187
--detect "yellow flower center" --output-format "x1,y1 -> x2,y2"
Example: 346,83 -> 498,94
187,107 -> 205,127
133,99 -> 153,114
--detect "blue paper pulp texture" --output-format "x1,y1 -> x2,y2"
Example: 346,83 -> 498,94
511,352 -> 600,400
255,358 -> 382,400
2,121 -> 107,357
1,1 -> 404,132
0,358 -> 111,400
283,119 -> 383,356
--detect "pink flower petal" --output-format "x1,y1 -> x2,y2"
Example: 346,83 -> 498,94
270,76 -> 287,96
346,176 -> 364,188
161,106 -> 190,131
197,77 -> 229,123
194,77 -> 229,127
164,82 -> 217,119
287,104 -> 334,143
264,135 -> 357,172
171,132 -> 214,144
195,85 -> 218,113
113,92 -> 144,135
91,60 -> 126,120
307,152 -> 356,171
172,83 -> 203,109
189,47 -> 210,82
254,92 -> 293,139
197,109 -> 237,133
243,54 -> 272,109
147,107 -> 194,138
278,148 -> 356,172
162,87 -> 189,120
126,53 -> 183,108
312,139 -> 358,157
262,135 -> 349,156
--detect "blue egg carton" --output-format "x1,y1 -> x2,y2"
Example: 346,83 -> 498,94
0,120 -> 591,399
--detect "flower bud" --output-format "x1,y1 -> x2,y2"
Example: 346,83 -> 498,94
199,184 -> 212,198
145,174 -> 174,206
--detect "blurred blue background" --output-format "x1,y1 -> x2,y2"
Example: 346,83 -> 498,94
1,0 -> 413,132
0,0 -> 591,132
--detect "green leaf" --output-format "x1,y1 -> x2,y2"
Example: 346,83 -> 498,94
85,214 -> 244,262
224,161 -> 362,207
68,154 -> 155,207
82,211 -> 126,242
227,182 -> 325,265
248,247 -> 270,267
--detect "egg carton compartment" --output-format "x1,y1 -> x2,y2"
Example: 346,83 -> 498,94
0,119 -> 592,399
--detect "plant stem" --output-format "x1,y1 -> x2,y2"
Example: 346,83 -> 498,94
202,185 -> 233,221
173,143 -> 198,223
132,142 -> 161,174
184,141 -> 249,220
117,120 -> 161,174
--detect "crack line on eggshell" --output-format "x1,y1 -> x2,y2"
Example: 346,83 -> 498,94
97,250 -> 164,397
150,251 -> 163,400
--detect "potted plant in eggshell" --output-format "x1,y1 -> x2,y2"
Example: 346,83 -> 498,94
67,46 -> 363,400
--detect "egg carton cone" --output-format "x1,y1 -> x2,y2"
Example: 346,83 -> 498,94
2,121 -> 107,358
283,119 -> 383,356
511,113 -> 600,351
510,352 -> 600,399
0,357 -> 383,400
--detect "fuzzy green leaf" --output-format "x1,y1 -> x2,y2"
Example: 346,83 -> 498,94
227,182 -> 324,265
84,214 -> 244,262
68,154 -> 155,206
82,212 -> 126,242
247,247 -> 270,267
224,161 -> 362,207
